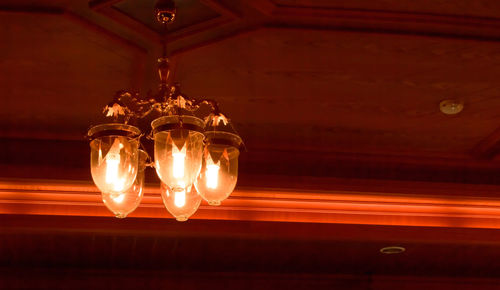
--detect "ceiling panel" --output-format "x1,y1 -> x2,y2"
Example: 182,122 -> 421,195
174,28 -> 500,154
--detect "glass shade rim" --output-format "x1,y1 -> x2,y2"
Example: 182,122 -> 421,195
151,115 -> 205,134
204,131 -> 243,150
88,123 -> 141,140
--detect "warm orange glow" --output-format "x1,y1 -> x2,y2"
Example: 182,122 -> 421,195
6,178 -> 500,229
104,139 -> 125,192
195,145 -> 239,206
100,150 -> 147,218
172,146 -> 186,180
160,183 -> 202,222
206,163 -> 220,189
90,135 -> 139,195
153,118 -> 205,192
174,189 -> 186,208
110,192 -> 125,204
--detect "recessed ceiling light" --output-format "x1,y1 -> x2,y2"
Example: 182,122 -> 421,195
440,99 -> 464,115
380,246 -> 405,254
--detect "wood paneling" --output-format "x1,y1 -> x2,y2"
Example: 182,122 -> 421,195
174,27 -> 500,154
2,0 -> 500,163
0,9 -> 147,139
1,269 -> 500,289
2,215 -> 500,288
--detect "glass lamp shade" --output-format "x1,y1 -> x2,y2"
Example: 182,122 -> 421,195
152,116 -> 205,191
101,150 -> 148,218
195,131 -> 242,206
160,183 -> 202,222
89,124 -> 141,195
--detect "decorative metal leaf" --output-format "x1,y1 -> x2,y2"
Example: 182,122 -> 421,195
177,95 -> 187,109
205,113 -> 229,127
103,103 -> 126,118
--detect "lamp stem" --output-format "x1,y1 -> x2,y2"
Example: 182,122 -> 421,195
158,22 -> 171,98
162,22 -> 168,59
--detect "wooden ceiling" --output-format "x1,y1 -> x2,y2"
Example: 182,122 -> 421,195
1,0 -> 500,176
2,0 -> 500,287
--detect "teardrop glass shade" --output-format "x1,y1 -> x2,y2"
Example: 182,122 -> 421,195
101,150 -> 148,218
152,116 -> 204,191
160,182 -> 202,222
89,124 -> 140,195
195,131 -> 241,206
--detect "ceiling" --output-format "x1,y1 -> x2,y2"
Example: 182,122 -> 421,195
2,0 -> 500,288
2,0 -> 500,184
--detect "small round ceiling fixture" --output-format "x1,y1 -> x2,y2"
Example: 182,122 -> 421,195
380,246 -> 405,254
439,99 -> 464,115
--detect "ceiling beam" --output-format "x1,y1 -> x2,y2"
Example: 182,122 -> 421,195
2,178 -> 500,229
244,0 -> 500,42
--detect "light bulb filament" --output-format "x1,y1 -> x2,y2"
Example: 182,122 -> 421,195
173,152 -> 186,179
105,140 -> 124,191
206,164 -> 220,189
174,189 -> 186,208
111,192 -> 125,203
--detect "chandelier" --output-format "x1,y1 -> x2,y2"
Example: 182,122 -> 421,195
87,0 -> 243,221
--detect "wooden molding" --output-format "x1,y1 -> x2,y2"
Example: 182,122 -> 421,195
246,0 -> 500,41
2,178 -> 500,229
90,0 -> 239,44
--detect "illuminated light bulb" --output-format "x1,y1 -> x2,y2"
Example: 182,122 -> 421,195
152,116 -> 205,190
90,129 -> 140,195
105,139 -> 124,191
161,183 -> 202,222
206,163 -> 220,189
174,189 -> 186,208
172,146 -> 186,179
101,150 -> 148,219
110,192 -> 125,204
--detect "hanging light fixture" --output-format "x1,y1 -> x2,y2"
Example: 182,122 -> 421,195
87,0 -> 243,220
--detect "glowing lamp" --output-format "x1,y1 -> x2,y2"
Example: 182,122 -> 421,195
88,124 -> 140,195
161,182 -> 202,222
195,131 -> 242,206
152,115 -> 204,191
101,150 -> 148,218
